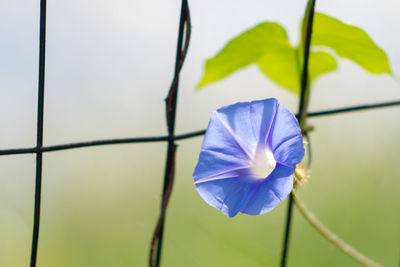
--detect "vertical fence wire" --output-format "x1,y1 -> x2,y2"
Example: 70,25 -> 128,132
30,0 -> 47,266
280,0 -> 316,266
149,1 -> 191,267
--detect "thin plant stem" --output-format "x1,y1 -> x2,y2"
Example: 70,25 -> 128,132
292,192 -> 382,267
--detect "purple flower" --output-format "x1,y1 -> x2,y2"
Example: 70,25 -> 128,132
193,98 -> 304,217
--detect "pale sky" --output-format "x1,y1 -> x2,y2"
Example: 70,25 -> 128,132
0,0 -> 399,150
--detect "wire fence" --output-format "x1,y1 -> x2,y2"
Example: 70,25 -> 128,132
1,0 -> 400,267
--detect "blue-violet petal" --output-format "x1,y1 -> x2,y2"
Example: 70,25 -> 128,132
193,98 -> 304,217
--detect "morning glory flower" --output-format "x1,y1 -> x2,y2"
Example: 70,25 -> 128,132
193,98 -> 304,217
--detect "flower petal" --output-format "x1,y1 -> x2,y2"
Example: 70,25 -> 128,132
274,134 -> 304,168
201,109 -> 254,161
269,104 -> 302,149
249,99 -> 279,151
193,98 -> 304,217
268,104 -> 304,168
196,176 -> 256,217
207,98 -> 279,159
193,148 -> 249,182
241,164 -> 294,215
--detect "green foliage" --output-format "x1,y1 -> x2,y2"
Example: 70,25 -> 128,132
256,33 -> 299,94
197,12 -> 392,94
196,22 -> 291,88
312,13 -> 391,74
309,50 -> 337,83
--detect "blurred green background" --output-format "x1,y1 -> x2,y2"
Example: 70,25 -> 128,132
1,0 -> 399,266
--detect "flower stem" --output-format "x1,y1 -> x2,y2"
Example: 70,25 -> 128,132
292,192 -> 382,267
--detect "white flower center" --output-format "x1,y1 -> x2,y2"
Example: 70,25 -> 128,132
250,148 -> 276,179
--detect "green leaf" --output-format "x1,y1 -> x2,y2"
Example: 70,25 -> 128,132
257,43 -> 299,94
197,10 -> 391,94
309,50 -> 338,82
197,22 -> 293,89
312,13 -> 391,74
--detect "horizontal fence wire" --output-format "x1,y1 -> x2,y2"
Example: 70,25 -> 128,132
1,100 -> 399,157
